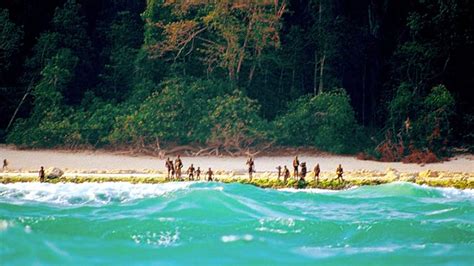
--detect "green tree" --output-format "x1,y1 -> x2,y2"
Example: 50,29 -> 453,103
0,9 -> 23,74
142,1 -> 286,85
383,84 -> 455,158
275,89 -> 361,153
98,11 -> 143,101
391,0 -> 471,93
109,78 -> 232,148
7,49 -> 79,147
421,85 -> 454,154
24,0 -> 92,102
204,90 -> 269,151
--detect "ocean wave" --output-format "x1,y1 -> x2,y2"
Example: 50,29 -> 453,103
1,182 -> 473,265
279,182 -> 474,200
0,182 -> 193,206
0,181 -> 472,210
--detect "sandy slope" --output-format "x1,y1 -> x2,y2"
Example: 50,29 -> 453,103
1,146 -> 473,173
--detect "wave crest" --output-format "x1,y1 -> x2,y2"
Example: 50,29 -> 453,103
0,182 -> 193,206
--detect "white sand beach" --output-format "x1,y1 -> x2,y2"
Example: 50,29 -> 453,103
1,145 -> 473,174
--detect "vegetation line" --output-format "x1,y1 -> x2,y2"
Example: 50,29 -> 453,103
1,176 -> 472,190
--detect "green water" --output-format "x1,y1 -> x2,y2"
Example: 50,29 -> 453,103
0,182 -> 473,265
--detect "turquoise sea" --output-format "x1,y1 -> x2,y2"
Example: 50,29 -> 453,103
0,181 -> 473,265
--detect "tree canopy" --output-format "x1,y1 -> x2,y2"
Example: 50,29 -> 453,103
1,0 -> 473,159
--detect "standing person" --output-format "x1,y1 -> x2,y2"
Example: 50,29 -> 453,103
292,156 -> 300,179
246,157 -> 255,180
39,166 -> 45,183
170,161 -> 175,180
165,158 -> 173,180
206,168 -> 214,181
2,159 -> 8,171
335,164 -> 344,182
175,155 -> 183,180
283,166 -> 290,183
276,166 -> 282,180
313,163 -> 320,184
196,167 -> 201,180
300,162 -> 307,181
187,164 -> 195,181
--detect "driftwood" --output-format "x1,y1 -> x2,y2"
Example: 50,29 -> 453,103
114,140 -> 276,158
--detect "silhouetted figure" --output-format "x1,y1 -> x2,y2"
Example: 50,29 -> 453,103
188,164 -> 195,180
246,157 -> 255,180
196,167 -> 201,180
39,166 -> 45,183
175,155 -> 183,180
2,159 -> 8,171
300,162 -> 307,181
276,166 -> 282,180
206,168 -> 214,181
283,166 -> 290,183
335,164 -> 344,182
313,164 -> 320,183
165,158 -> 174,180
292,156 -> 299,178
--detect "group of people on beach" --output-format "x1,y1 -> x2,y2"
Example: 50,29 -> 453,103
4,155 -> 344,184
165,155 -> 345,183
165,155 -> 215,181
251,156 -> 345,184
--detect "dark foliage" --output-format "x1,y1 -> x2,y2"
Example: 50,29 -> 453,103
1,0 -> 473,157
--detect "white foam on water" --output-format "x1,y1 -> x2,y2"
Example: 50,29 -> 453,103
296,243 -> 433,259
0,219 -> 12,232
259,217 -> 298,227
433,186 -> 474,199
221,234 -> 254,243
297,245 -> 400,258
425,207 -> 457,216
394,182 -> 474,198
255,217 -> 303,234
278,186 -> 358,194
255,227 -> 288,234
131,228 -> 180,247
24,225 -> 32,234
0,182 -> 193,206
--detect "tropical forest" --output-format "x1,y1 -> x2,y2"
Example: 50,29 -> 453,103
1,0 -> 473,162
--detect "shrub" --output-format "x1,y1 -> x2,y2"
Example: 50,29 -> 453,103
109,77 -> 232,147
376,84 -> 455,162
274,89 -> 362,153
203,90 -> 269,150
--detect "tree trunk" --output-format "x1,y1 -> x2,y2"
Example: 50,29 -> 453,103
247,64 -> 256,87
318,0 -> 324,94
318,53 -> 325,94
278,68 -> 283,94
291,65 -> 296,94
6,77 -> 36,131
362,58 -> 367,126
313,51 -> 318,95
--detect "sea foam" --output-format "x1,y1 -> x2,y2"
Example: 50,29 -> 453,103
0,182 -> 193,206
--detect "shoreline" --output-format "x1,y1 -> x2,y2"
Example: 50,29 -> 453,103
1,170 -> 473,190
1,145 -> 473,189
1,146 -> 473,173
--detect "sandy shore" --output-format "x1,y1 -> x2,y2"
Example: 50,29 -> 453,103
1,146 -> 473,188
1,145 -> 473,173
